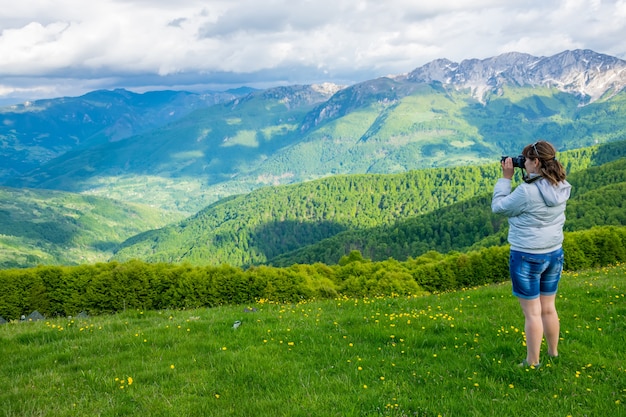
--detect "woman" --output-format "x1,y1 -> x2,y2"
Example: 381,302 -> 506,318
492,140 -> 571,367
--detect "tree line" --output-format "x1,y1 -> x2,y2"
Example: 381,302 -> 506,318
1,225 -> 624,321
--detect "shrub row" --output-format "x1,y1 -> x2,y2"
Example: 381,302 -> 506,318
1,226 -> 624,321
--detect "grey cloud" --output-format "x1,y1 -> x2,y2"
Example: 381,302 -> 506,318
168,18 -> 187,28
198,2 -> 330,38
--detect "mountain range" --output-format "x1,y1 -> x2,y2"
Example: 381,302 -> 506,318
1,49 -> 626,268
399,49 -> 626,103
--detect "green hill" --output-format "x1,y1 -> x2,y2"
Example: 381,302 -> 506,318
112,140 -> 626,268
271,156 -> 626,266
3,140 -> 624,270
0,187 -> 184,268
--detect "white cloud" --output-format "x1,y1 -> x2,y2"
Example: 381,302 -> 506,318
1,0 -> 625,103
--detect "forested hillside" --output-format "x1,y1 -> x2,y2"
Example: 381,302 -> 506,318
112,140 -> 626,268
271,156 -> 626,266
0,188 -> 183,268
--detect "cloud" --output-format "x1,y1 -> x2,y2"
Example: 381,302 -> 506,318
1,0 -> 625,103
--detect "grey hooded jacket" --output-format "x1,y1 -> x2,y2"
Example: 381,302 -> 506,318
491,176 -> 572,254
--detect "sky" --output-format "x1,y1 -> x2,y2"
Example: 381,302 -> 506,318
1,0 -> 626,104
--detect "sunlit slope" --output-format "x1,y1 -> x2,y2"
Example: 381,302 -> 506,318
0,187 -> 184,268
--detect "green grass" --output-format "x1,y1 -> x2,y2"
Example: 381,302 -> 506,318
1,264 -> 624,417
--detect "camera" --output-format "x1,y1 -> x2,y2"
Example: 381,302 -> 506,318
501,155 -> 526,168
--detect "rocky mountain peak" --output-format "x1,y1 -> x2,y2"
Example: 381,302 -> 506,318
231,83 -> 344,111
399,49 -> 626,103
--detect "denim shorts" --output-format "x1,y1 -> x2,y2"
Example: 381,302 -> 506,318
509,248 -> 564,299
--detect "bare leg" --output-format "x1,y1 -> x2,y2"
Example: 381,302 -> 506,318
518,297 -> 543,365
540,294 -> 559,357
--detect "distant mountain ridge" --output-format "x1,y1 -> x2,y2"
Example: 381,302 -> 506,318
398,49 -> 626,103
0,88 -> 251,181
306,49 -> 626,128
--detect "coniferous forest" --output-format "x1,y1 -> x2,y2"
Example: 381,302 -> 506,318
111,140 -> 626,267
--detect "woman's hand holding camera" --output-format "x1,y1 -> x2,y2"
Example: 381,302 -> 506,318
501,157 -> 514,180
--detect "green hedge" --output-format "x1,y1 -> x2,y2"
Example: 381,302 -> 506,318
1,226 -> 624,320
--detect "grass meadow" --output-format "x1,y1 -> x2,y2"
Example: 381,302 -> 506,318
1,264 -> 624,417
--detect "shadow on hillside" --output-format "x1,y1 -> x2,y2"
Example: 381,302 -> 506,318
248,219 -> 348,264
0,216 -> 78,246
266,192 -> 508,267
91,240 -> 121,252
589,140 -> 626,166
8,106 -> 305,195
267,150 -> 626,267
